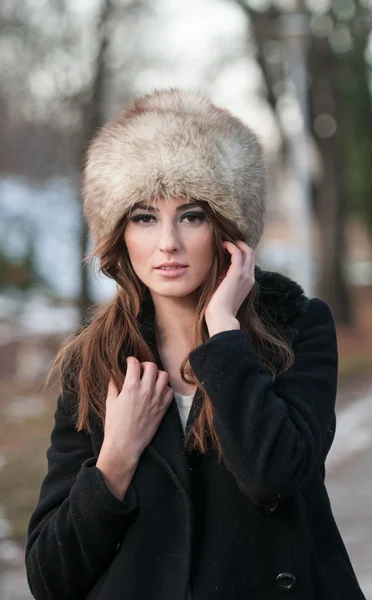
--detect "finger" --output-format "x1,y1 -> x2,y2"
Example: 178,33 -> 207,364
236,241 -> 254,270
229,244 -> 244,270
236,241 -> 254,256
124,356 -> 140,386
223,241 -> 243,268
153,371 -> 170,400
139,361 -> 158,386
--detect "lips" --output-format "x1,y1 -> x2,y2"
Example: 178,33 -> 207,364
155,265 -> 188,278
156,264 -> 187,269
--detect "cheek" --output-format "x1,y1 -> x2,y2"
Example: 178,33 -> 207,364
124,231 -> 151,264
191,233 -> 214,270
201,229 -> 214,254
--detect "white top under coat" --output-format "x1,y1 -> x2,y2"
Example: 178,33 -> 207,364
174,391 -> 195,435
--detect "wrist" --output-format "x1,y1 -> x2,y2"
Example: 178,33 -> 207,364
205,314 -> 240,337
97,444 -> 139,473
96,450 -> 139,501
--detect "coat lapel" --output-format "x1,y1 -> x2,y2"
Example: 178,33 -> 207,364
110,265 -> 309,500
135,289 -> 199,499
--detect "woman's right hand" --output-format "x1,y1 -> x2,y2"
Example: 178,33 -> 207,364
96,358 -> 174,499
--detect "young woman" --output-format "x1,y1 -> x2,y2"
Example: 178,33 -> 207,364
25,89 -> 366,600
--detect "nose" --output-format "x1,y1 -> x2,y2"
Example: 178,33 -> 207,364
158,220 -> 181,253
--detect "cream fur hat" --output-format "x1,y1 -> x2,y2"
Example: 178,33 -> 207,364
82,88 -> 267,249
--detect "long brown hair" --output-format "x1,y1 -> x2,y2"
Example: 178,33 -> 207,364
46,202 -> 295,461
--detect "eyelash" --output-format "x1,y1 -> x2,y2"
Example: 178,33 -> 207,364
129,212 -> 206,225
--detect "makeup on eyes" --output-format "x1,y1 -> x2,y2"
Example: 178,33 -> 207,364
129,211 -> 206,224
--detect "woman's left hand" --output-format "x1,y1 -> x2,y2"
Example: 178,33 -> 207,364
205,241 -> 255,325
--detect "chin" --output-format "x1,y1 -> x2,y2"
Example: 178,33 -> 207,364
155,287 -> 196,296
151,281 -> 201,296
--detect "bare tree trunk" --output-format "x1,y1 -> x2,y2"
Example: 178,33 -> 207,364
78,0 -> 111,325
233,2 -> 289,160
308,38 -> 353,324
231,0 -> 352,323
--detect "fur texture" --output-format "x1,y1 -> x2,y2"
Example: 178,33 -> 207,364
82,88 -> 267,248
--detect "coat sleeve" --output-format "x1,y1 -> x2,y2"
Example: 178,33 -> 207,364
25,389 -> 139,600
188,297 -> 338,506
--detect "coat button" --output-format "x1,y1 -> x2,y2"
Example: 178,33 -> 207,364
276,572 -> 297,593
265,501 -> 279,514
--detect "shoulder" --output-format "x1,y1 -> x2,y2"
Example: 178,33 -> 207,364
290,297 -> 337,359
255,266 -> 336,350
255,265 -> 309,326
255,266 -> 334,327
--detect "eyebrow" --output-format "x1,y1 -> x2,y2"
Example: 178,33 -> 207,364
131,202 -> 202,212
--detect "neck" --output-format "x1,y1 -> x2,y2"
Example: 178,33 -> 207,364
151,292 -> 197,348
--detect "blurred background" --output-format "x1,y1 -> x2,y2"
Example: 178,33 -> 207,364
0,0 -> 371,597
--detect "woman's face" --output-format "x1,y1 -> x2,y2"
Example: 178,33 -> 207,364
123,197 -> 215,298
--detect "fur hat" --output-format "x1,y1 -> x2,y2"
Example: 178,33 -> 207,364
82,88 -> 267,249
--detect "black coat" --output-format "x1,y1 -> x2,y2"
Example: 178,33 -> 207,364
25,267 -> 367,600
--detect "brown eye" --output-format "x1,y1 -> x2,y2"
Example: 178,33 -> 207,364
129,214 -> 155,224
181,212 -> 206,224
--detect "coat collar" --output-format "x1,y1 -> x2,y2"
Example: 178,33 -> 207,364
254,265 -> 310,327
132,265 -> 309,500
